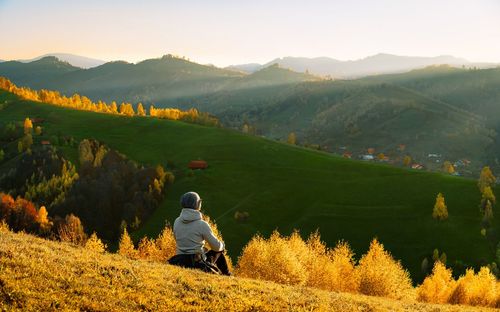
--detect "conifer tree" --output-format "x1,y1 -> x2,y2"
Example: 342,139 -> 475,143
432,193 -> 448,220
478,166 -> 496,193
118,228 -> 137,259
403,155 -> 412,167
23,117 -> 33,134
137,103 -> 146,116
442,161 -> 454,174
287,132 -> 296,145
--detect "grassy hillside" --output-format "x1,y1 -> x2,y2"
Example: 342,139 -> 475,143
0,90 -> 497,283
3,58 -> 499,175
196,78 -> 494,174
0,230 -> 491,311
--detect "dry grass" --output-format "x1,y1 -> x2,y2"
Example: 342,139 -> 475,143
0,231 -> 490,311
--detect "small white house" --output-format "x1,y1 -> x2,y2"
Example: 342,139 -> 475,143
361,155 -> 375,161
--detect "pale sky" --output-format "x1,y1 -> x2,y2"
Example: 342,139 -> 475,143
0,0 -> 499,67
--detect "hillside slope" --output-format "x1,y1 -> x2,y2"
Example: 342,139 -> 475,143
0,230 -> 490,311
0,91 -> 497,283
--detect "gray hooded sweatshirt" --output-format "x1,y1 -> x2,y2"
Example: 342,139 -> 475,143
173,208 -> 224,255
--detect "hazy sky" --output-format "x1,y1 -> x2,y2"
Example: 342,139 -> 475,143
1,0 -> 499,66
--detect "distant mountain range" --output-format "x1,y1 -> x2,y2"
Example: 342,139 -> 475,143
13,53 -> 106,69
227,54 -> 497,78
0,55 -> 318,104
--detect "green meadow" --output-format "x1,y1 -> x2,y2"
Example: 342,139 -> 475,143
0,90 -> 497,282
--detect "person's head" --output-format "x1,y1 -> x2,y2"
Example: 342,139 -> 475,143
180,192 -> 202,210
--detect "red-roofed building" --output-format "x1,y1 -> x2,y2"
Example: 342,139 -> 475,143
188,160 -> 208,170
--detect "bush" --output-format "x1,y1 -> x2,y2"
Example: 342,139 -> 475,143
237,231 -> 359,292
85,232 -> 107,253
137,237 -> 160,261
237,231 -> 306,285
327,241 -> 359,292
356,239 -> 413,300
57,214 -> 87,245
449,267 -> 497,307
118,228 -> 137,259
154,225 -> 176,261
417,262 -> 456,303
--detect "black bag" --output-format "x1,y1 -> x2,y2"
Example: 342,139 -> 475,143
168,254 -> 221,275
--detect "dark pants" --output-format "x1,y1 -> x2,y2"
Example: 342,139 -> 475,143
168,251 -> 231,276
206,250 -> 231,276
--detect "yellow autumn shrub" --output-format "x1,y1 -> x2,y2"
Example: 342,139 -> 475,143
449,267 -> 497,307
327,241 -> 360,293
85,232 -> 107,253
237,231 -> 360,293
417,262 -> 455,303
155,225 -> 176,261
137,237 -> 161,261
356,239 -> 413,300
237,231 -> 307,285
118,228 -> 138,259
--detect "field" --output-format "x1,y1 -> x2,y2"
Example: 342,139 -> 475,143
0,90 -> 497,282
0,230 -> 493,311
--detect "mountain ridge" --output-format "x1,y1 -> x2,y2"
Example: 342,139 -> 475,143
16,53 -> 106,68
229,54 -> 496,78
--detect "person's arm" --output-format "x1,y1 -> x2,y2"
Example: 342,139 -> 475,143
201,221 -> 224,251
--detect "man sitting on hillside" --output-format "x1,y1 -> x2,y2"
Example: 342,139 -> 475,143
168,192 -> 231,276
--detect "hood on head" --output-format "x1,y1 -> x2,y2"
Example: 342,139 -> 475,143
179,208 -> 203,223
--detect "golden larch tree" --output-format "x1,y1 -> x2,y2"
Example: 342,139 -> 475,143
403,155 -> 412,167
433,193 -> 448,220
287,132 -> 296,145
478,166 -> 496,193
23,118 -> 33,134
442,161 -> 455,174
118,228 -> 137,259
137,103 -> 146,116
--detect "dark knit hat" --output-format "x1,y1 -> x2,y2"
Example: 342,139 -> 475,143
180,192 -> 202,210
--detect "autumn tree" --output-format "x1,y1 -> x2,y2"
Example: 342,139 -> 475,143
403,155 -> 412,167
78,139 -> 94,165
442,161 -> 455,174
18,134 -> 33,152
137,103 -> 146,116
287,132 -> 296,145
0,149 -> 4,162
57,214 -> 87,245
85,232 -> 107,253
35,126 -> 42,135
478,166 -> 496,193
433,193 -> 448,220
23,117 -> 33,134
36,206 -> 52,235
110,101 -> 118,114
242,124 -> 249,134
377,153 -> 385,161
118,228 -> 137,259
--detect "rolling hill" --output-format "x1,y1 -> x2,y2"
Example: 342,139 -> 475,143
2,230 -> 490,311
1,56 -> 500,174
0,90 -> 497,283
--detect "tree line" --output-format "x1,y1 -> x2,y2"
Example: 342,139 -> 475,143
0,77 -> 219,127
